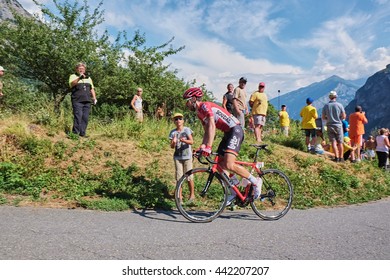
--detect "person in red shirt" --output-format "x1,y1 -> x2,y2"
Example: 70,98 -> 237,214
183,87 -> 262,204
349,106 -> 368,162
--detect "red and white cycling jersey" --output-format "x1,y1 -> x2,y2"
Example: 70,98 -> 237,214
196,102 -> 240,132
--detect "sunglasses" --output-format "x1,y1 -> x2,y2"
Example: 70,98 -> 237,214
174,117 -> 183,121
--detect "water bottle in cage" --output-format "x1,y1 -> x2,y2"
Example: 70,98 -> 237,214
240,177 -> 250,188
229,174 -> 240,186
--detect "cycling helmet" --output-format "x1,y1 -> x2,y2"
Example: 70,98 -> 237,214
183,87 -> 203,99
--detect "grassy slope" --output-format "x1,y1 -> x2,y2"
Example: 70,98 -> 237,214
0,115 -> 389,210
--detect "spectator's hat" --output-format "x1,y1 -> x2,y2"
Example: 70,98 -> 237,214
329,90 -> 337,98
0,66 -> 5,71
172,112 -> 183,119
344,136 -> 351,143
239,77 -> 247,83
306,97 -> 314,104
259,82 -> 265,87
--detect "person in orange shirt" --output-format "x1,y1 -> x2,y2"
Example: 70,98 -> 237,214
349,106 -> 368,162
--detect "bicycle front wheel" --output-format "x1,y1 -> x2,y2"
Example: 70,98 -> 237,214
251,169 -> 293,220
175,168 -> 227,223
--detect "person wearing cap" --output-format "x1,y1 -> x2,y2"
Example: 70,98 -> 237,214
300,97 -> 318,152
249,82 -> 268,142
0,66 -> 5,96
322,91 -> 346,162
278,104 -> 290,136
169,113 -> 195,202
349,105 -> 368,162
232,77 -> 249,129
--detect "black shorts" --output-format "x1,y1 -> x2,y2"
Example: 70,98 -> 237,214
217,125 -> 244,157
304,129 -> 316,138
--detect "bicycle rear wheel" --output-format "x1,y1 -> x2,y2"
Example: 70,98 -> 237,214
251,169 -> 293,220
175,168 -> 227,223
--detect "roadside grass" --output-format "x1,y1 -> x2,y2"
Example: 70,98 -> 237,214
1,114 -> 389,211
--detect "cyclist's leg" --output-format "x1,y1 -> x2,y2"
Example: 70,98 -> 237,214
217,127 -> 249,177
222,154 -> 261,198
218,126 -> 260,197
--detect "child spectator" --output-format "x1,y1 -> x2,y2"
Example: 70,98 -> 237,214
363,136 -> 376,161
168,113 -> 195,202
314,129 -> 332,156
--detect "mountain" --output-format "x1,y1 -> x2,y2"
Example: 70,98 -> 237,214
0,0 -> 30,22
345,64 -> 390,135
269,75 -> 365,120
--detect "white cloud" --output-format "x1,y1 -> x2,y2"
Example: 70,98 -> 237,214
14,0 -> 390,101
205,0 -> 286,40
293,12 -> 390,84
104,12 -> 135,29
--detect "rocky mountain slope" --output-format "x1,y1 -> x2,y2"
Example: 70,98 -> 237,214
345,64 -> 390,135
0,0 -> 30,22
269,75 -> 364,120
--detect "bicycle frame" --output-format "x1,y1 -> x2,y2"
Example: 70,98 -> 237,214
210,155 -> 262,203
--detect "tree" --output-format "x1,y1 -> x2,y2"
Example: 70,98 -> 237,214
0,0 -> 187,114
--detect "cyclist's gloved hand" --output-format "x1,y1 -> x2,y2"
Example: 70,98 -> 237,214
200,145 -> 212,157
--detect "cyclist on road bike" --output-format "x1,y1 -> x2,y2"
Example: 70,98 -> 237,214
183,87 -> 261,204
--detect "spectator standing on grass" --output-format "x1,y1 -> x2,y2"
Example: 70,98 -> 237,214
322,91 -> 346,162
232,77 -> 248,129
169,113 -> 195,202
278,105 -> 290,136
349,106 -> 368,162
222,83 -> 235,114
249,82 -> 268,142
375,128 -> 390,169
69,62 -> 97,138
300,97 -> 318,152
131,88 -> 144,122
0,66 -> 5,97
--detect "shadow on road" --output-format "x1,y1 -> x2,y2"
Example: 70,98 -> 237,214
131,208 -> 267,223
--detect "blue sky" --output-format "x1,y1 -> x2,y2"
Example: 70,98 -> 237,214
19,0 -> 390,100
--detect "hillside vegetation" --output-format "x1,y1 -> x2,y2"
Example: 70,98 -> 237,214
0,0 -> 389,211
1,113 -> 389,211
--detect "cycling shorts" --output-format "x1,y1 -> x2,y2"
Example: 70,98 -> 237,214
217,125 -> 244,157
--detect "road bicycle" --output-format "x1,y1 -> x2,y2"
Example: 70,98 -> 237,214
175,144 -> 293,223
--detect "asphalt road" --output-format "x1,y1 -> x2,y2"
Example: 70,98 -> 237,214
1,198 -> 389,260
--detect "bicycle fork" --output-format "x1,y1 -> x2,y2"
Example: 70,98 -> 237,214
200,169 -> 215,197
